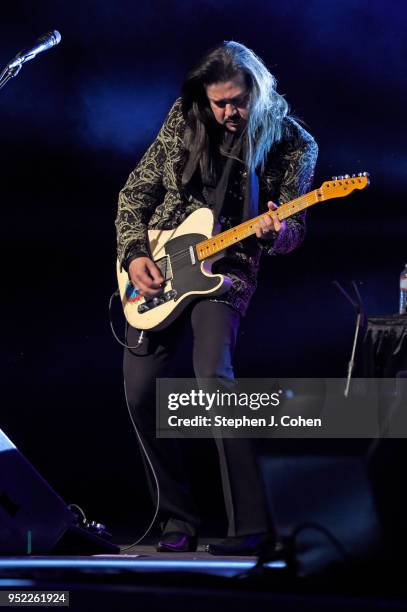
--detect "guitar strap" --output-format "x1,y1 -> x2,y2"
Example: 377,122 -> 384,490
244,163 -> 260,221
211,131 -> 260,226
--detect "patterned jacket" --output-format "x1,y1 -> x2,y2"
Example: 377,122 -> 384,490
116,99 -> 318,316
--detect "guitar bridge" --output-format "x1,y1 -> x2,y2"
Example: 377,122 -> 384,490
138,289 -> 178,313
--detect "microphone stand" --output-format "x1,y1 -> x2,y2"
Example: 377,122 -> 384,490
333,281 -> 365,397
0,63 -> 22,92
0,31 -> 62,92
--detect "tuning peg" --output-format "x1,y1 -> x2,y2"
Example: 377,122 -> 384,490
338,175 -> 344,180
351,174 -> 356,178
344,174 -> 350,178
357,172 -> 363,177
362,171 -> 369,177
332,176 -> 338,180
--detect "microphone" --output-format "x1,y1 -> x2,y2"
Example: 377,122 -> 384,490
7,31 -> 61,70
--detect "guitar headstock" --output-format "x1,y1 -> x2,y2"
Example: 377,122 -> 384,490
321,172 -> 370,200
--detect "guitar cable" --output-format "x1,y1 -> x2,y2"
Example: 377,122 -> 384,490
109,290 -> 145,349
109,290 -> 161,552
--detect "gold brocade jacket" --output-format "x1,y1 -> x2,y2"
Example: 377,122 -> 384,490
115,99 -> 318,316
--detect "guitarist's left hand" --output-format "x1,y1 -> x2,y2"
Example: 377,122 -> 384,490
255,201 -> 286,240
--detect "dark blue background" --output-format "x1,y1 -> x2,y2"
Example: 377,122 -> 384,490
1,0 -> 406,540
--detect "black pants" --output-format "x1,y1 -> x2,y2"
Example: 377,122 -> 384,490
123,299 -> 270,537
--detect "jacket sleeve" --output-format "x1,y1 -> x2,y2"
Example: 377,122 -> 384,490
115,99 -> 182,270
260,119 -> 318,256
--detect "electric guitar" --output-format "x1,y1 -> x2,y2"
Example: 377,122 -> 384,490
117,173 -> 370,331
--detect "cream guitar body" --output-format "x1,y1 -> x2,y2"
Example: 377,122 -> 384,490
117,207 -> 231,331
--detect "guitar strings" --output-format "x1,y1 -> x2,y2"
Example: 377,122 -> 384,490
160,188 -> 323,266
146,180 -> 361,284
166,192 -> 317,264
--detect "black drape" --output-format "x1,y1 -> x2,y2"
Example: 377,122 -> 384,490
362,315 -> 407,377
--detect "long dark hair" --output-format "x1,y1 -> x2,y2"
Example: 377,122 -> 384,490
181,40 -> 289,185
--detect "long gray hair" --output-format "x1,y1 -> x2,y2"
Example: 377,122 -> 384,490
181,41 -> 289,184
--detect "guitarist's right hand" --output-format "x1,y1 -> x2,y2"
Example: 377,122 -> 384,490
128,257 -> 164,297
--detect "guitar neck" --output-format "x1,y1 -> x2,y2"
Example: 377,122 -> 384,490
195,187 -> 323,261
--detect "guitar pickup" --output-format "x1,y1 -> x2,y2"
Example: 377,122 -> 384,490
155,255 -> 173,280
137,289 -> 178,313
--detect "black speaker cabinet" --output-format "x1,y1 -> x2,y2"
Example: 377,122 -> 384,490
260,438 -> 407,575
0,427 -> 118,555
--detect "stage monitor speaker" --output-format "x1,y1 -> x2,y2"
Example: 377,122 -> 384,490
260,439 -> 407,576
0,427 -> 118,555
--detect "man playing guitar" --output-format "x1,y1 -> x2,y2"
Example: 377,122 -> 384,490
116,40 -> 318,555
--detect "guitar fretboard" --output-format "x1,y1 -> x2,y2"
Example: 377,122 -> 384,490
195,187 -> 323,260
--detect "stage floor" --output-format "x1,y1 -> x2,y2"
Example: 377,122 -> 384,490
1,546 -> 407,611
